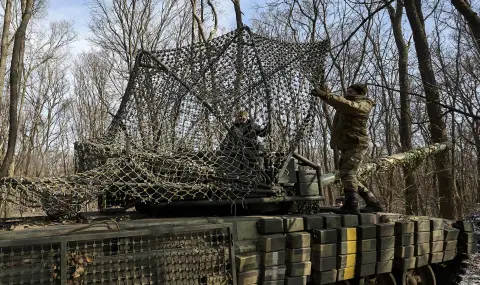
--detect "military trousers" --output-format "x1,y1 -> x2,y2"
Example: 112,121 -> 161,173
338,147 -> 369,193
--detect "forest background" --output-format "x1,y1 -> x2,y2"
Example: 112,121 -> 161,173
0,0 -> 479,220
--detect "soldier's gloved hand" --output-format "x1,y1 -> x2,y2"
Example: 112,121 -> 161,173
310,87 -> 329,98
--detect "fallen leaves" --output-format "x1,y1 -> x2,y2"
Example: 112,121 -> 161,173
67,252 -> 94,284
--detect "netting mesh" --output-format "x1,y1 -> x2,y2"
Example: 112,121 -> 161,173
0,27 -> 329,219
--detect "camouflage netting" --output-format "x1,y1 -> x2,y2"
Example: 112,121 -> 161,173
0,27 -> 330,219
357,143 -> 451,179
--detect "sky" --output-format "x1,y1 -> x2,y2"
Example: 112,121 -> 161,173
44,0 -> 91,55
45,0 -> 266,55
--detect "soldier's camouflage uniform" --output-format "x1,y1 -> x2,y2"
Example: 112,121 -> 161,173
220,119 -> 269,174
220,119 -> 268,152
327,94 -> 374,194
319,91 -> 381,211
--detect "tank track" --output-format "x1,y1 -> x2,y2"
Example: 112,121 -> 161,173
432,252 -> 470,285
434,213 -> 479,285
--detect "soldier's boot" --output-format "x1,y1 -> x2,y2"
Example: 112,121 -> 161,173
358,190 -> 384,212
339,190 -> 360,215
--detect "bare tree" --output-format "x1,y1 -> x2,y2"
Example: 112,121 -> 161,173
88,0 -> 188,75
71,51 -> 116,141
0,0 -> 35,178
0,0 -> 14,164
432,3 -> 480,207
18,27 -> 75,174
0,0 -> 13,113
404,0 -> 456,219
385,0 -> 420,215
231,0 -> 243,28
450,0 -> 480,54
191,0 -> 218,42
0,0 -> 479,219
18,58 -> 70,177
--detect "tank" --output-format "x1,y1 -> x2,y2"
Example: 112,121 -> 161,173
0,27 -> 477,285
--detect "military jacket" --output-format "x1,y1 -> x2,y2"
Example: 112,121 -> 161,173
321,94 -> 375,150
220,120 -> 268,150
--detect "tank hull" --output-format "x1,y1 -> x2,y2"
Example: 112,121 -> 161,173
0,212 -> 476,285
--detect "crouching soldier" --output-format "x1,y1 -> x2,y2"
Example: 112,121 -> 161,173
219,111 -> 271,175
311,83 -> 383,214
220,110 -> 269,152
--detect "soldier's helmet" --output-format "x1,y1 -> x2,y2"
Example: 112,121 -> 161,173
236,111 -> 249,118
347,83 -> 368,95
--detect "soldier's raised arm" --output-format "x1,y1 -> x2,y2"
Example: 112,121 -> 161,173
310,86 -> 374,116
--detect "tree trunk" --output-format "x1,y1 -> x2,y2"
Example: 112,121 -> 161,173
404,0 -> 456,219
0,0 -> 35,178
473,126 -> 480,203
0,0 -> 12,111
232,0 -> 244,111
231,0 -> 243,29
386,0 -> 420,215
450,0 -> 480,54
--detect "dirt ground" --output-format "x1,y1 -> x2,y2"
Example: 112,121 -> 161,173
461,253 -> 480,285
461,213 -> 480,285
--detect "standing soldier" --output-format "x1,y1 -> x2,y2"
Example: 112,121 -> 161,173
311,84 -> 383,214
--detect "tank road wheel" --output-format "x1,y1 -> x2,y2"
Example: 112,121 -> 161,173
396,265 -> 436,285
431,253 -> 470,285
359,273 -> 397,285
414,265 -> 436,284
